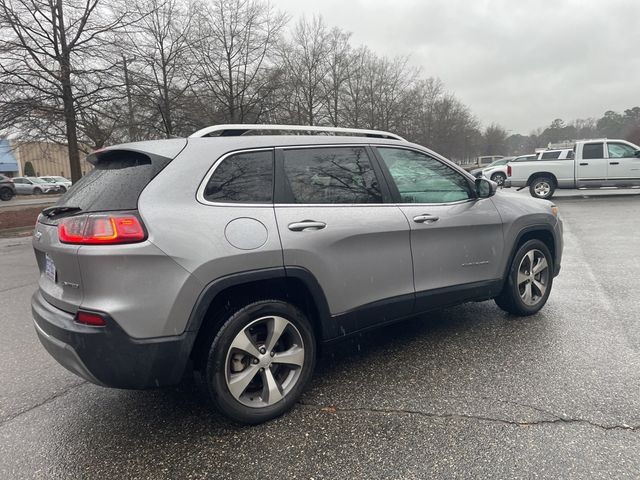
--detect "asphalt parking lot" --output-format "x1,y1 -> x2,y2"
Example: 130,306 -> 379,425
0,192 -> 638,479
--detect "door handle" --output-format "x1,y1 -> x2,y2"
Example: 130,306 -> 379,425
609,161 -> 620,165
288,220 -> 326,232
579,162 -> 589,166
413,214 -> 439,224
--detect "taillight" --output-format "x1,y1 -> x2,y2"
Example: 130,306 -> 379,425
59,213 -> 146,245
75,310 -> 107,327
507,165 -> 512,177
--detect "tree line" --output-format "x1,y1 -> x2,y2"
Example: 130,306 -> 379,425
2,0 -> 637,181
504,107 -> 640,156
0,0 -> 496,180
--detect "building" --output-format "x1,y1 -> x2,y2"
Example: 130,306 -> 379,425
0,138 -> 92,178
0,139 -> 19,175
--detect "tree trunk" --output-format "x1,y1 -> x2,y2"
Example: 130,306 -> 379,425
56,0 -> 82,182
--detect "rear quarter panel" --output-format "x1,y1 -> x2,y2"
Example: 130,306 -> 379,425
137,139 -> 285,336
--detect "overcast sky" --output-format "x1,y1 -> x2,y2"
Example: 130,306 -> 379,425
270,0 -> 640,135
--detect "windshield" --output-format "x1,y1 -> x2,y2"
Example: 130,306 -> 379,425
28,177 -> 47,184
487,159 -> 507,167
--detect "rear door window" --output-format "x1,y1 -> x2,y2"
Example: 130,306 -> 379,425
281,147 -> 383,204
203,150 -> 273,203
582,143 -> 604,159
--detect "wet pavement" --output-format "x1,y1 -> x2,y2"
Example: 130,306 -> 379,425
0,193 -> 638,479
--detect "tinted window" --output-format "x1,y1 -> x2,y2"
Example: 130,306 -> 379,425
204,151 -> 273,203
55,150 -> 172,213
540,151 -> 561,159
282,147 -> 382,204
378,148 -> 472,203
582,143 -> 604,160
607,143 -> 636,158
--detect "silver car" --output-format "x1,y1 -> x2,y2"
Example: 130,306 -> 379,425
31,125 -> 563,424
12,176 -> 61,195
39,176 -> 72,192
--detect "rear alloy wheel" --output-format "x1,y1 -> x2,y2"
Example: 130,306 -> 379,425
529,176 -> 556,199
495,239 -> 553,316
491,172 -> 506,186
203,300 -> 316,424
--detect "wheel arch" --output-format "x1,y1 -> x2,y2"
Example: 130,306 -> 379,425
187,267 -> 331,369
527,172 -> 558,186
502,225 -> 556,282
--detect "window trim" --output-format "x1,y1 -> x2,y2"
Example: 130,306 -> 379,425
273,144 -> 393,206
196,147 -> 276,207
371,145 -> 478,206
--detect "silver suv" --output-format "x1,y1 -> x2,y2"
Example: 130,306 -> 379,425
31,125 -> 563,424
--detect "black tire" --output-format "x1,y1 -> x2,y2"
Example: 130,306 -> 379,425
491,172 -> 506,186
529,176 -> 556,199
495,239 -> 554,316
33,187 -> 42,195
202,299 -> 316,424
0,187 -> 14,201
59,186 -> 67,193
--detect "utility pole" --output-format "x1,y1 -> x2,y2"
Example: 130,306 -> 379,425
123,56 -> 136,142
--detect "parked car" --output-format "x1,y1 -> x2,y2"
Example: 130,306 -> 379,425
505,139 -> 640,198
0,174 -> 16,201
511,154 -> 538,163
470,157 -> 514,185
31,124 -> 563,424
12,176 -> 62,195
39,176 -> 72,192
462,155 -> 505,172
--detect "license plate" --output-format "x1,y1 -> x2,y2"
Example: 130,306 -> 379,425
45,254 -> 56,283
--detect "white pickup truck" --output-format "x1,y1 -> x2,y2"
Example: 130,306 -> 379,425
505,139 -> 640,199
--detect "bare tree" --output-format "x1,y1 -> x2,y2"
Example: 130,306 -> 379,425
342,46 -> 369,128
0,0 -> 133,181
192,0 -> 287,124
125,0 -> 195,137
322,27 -> 351,127
278,16 -> 330,126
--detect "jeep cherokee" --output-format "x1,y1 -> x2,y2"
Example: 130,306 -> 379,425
31,125 -> 563,424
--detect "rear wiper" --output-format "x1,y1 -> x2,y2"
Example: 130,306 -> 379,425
42,206 -> 82,218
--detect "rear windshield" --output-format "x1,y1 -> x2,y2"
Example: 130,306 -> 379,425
54,150 -> 172,213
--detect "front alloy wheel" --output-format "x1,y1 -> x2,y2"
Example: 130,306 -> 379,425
203,300 -> 315,424
495,239 -> 554,316
517,249 -> 550,306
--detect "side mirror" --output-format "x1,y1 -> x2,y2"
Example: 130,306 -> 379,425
475,177 -> 497,198
634,149 -> 640,158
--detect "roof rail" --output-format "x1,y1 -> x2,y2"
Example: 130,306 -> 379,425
189,124 -> 405,141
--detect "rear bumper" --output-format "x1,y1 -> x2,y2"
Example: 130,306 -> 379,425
31,290 -> 195,389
